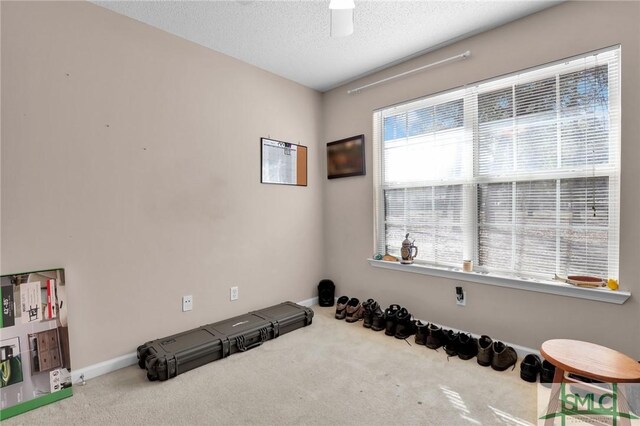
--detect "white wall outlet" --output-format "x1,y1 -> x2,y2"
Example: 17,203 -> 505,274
182,295 -> 193,312
230,286 -> 239,301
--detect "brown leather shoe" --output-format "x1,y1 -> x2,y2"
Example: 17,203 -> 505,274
345,298 -> 364,322
491,341 -> 518,371
477,335 -> 493,367
335,296 -> 349,320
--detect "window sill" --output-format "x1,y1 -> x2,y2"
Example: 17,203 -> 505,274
367,259 -> 631,305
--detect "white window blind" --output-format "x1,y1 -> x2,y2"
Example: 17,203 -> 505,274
373,46 -> 620,281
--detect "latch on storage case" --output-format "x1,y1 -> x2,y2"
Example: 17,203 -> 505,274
167,357 -> 176,378
221,337 -> 230,358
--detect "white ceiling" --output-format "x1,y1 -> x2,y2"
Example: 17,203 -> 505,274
93,1 -> 562,92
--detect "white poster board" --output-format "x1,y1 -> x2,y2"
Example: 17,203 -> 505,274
260,138 -> 307,186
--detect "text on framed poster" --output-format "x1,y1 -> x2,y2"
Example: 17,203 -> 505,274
261,138 -> 307,186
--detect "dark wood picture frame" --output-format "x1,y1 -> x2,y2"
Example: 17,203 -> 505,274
327,134 -> 365,179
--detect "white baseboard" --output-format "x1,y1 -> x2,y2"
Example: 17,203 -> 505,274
71,352 -> 137,384
296,296 -> 318,307
72,296 -> 321,384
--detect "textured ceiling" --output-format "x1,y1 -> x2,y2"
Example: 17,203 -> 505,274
93,1 -> 562,92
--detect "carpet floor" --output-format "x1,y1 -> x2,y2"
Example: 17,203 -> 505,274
3,305 -> 539,425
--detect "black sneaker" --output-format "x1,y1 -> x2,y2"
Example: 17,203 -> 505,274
414,321 -> 428,345
457,333 -> 478,360
477,335 -> 493,367
362,299 -> 377,328
384,304 -> 401,336
426,324 -> 445,349
491,341 -> 518,371
394,308 -> 416,339
520,354 -> 542,382
442,329 -> 459,356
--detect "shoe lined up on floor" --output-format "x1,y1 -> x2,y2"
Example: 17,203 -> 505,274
540,360 -> 556,384
491,341 -> 518,371
477,335 -> 493,367
345,298 -> 364,323
335,296 -> 350,320
443,330 -> 458,356
520,354 -> 542,382
333,296 -> 523,378
359,298 -> 386,331
414,321 -> 428,345
370,304 -> 385,331
394,308 -> 416,339
426,324 -> 445,349
384,304 -> 401,336
456,333 -> 478,360
362,299 -> 376,328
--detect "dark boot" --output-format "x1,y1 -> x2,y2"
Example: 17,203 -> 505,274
370,304 -> 385,331
394,308 -> 416,339
476,335 -> 493,367
384,304 -> 401,336
457,333 -> 478,360
414,321 -> 428,345
426,324 -> 445,349
362,299 -> 377,328
444,331 -> 459,357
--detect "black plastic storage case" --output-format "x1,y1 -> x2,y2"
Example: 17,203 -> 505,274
137,301 -> 314,381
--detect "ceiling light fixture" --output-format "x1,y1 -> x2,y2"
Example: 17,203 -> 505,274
329,0 -> 355,37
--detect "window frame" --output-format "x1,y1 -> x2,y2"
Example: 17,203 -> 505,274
372,46 -> 624,301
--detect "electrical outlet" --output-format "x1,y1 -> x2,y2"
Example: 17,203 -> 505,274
456,286 -> 466,306
230,286 -> 239,301
182,295 -> 193,312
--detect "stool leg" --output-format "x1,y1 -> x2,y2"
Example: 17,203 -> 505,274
616,384 -> 632,426
544,367 -> 565,426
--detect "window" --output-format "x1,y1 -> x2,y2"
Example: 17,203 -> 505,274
373,47 -> 620,282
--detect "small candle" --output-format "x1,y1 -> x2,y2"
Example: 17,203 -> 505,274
463,260 -> 473,272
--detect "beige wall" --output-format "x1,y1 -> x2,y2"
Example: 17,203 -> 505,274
1,2 -> 324,369
322,1 -> 640,358
2,1 -> 639,371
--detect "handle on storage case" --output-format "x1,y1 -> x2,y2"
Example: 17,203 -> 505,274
237,328 -> 269,352
241,340 -> 264,351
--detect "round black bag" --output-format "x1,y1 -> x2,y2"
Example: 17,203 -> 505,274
317,279 -> 335,307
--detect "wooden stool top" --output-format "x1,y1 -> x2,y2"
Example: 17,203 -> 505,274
541,339 -> 640,383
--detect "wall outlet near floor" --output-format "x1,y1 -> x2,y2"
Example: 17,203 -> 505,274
456,286 -> 466,306
182,295 -> 193,312
230,286 -> 239,301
